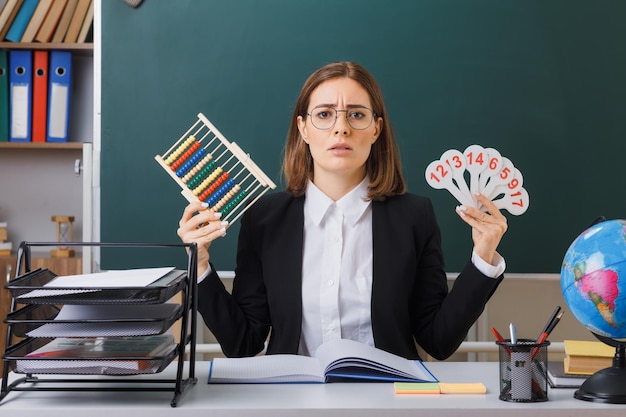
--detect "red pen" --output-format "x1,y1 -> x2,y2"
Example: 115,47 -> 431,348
491,327 -> 506,343
491,327 -> 510,355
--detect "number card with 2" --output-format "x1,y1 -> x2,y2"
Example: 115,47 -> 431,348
424,144 -> 529,216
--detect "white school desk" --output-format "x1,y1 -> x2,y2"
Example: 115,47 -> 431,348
1,361 -> 625,416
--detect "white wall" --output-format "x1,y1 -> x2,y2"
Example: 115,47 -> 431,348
0,148 -> 84,254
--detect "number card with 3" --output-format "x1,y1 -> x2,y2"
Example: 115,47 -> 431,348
424,144 -> 529,216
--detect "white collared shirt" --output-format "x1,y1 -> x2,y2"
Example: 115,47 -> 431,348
298,178 -> 374,356
296,179 -> 505,356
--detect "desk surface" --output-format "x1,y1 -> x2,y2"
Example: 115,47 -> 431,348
1,361 -> 625,416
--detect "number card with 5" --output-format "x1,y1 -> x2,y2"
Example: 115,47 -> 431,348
424,144 -> 529,216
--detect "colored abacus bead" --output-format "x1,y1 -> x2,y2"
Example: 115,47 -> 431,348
199,173 -> 230,202
165,136 -> 195,165
213,184 -> 241,211
171,141 -> 201,170
187,160 -> 217,188
192,167 -> 223,196
182,154 -> 213,183
205,178 -> 236,206
220,188 -> 247,217
176,147 -> 208,177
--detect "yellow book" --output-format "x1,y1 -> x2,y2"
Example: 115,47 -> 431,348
563,339 -> 614,375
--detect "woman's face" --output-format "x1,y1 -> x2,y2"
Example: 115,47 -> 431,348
297,77 -> 382,184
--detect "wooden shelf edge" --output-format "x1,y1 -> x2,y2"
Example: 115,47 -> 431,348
0,42 -> 93,51
0,142 -> 87,150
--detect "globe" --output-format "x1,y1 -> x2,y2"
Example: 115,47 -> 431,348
561,219 -> 626,403
561,219 -> 626,340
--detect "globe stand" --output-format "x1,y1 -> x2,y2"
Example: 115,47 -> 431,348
574,333 -> 626,403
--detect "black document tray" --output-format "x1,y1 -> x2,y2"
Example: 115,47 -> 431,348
5,303 -> 184,338
4,337 -> 178,376
5,268 -> 187,304
2,241 -> 199,407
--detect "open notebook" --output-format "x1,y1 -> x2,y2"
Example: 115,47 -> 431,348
208,339 -> 437,384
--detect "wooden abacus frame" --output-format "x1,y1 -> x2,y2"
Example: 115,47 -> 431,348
155,113 -> 276,225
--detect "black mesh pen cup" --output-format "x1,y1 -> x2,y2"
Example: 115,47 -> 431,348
496,339 -> 550,402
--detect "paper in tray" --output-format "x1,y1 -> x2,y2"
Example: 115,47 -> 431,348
4,337 -> 179,376
5,268 -> 188,305
6,303 -> 184,338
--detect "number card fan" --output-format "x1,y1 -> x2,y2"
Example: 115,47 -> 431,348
425,144 -> 529,216
155,113 -> 277,226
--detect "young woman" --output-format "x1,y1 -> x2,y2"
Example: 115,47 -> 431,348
177,62 -> 508,360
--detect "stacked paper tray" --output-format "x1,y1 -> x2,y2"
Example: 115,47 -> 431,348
4,337 -> 178,376
5,268 -> 188,305
5,303 -> 184,338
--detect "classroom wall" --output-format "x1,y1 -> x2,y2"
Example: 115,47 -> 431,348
100,0 -> 626,274
99,1 -> 625,355
0,149 -> 84,249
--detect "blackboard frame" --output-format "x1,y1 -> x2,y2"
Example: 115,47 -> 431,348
101,0 -> 626,273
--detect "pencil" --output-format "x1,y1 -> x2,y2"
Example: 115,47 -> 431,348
536,306 -> 561,340
532,311 -> 564,359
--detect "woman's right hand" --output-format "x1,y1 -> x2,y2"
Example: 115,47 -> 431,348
177,201 -> 228,277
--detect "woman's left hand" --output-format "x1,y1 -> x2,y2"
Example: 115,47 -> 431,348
455,194 -> 508,266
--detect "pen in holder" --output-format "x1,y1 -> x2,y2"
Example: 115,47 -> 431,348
496,339 -> 550,402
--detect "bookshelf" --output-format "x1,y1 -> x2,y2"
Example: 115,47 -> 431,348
0,40 -> 94,273
0,42 -> 92,51
0,141 -> 83,149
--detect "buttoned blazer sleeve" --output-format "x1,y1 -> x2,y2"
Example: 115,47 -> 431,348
370,194 -> 503,360
196,192 -> 305,357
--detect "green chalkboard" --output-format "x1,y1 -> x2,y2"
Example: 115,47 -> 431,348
101,0 -> 626,273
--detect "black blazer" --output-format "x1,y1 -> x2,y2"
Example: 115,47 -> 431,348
197,191 -> 503,360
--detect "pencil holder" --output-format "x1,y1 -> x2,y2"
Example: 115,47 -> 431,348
496,339 -> 550,402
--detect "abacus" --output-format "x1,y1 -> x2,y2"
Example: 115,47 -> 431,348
155,113 -> 276,226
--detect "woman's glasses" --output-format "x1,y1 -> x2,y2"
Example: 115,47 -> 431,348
307,106 -> 376,130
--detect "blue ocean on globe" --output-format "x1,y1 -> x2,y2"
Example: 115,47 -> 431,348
561,219 -> 626,340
